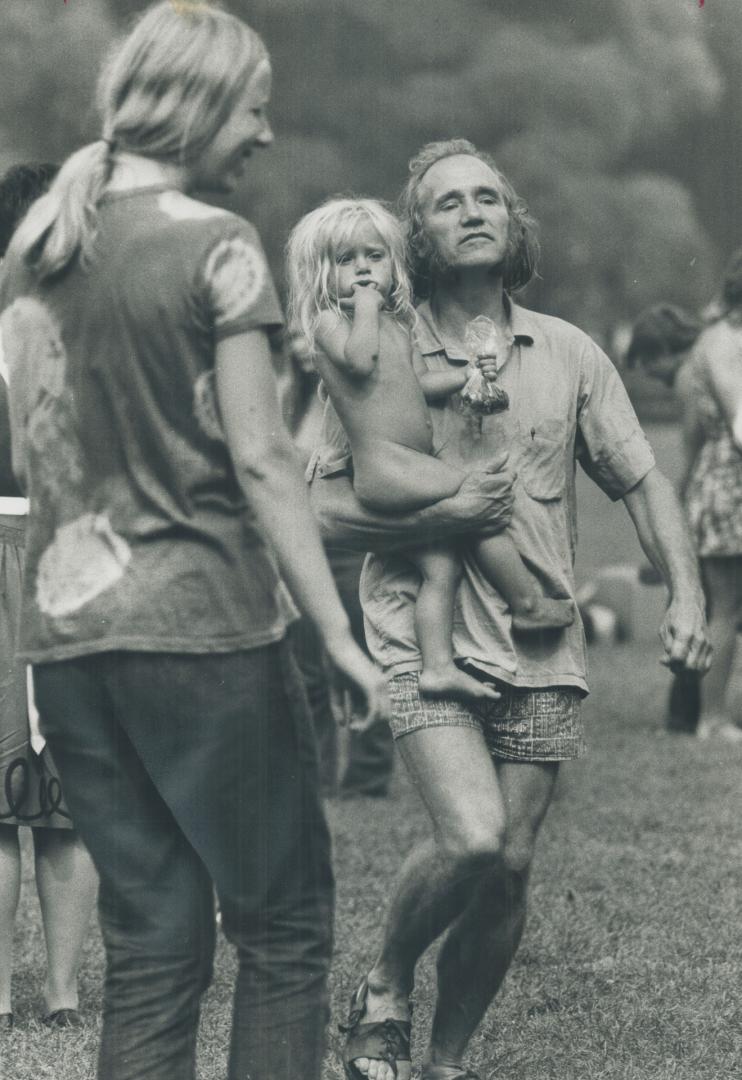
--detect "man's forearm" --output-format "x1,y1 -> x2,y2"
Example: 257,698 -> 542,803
309,462 -> 514,554
623,467 -> 703,602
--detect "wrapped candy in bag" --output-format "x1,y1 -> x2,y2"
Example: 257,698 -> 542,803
461,315 -> 511,415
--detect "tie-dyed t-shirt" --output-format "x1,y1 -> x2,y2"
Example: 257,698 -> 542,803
0,186 -> 296,662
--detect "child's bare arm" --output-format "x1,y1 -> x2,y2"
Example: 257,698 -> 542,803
316,286 -> 383,379
412,347 -> 467,401
417,368 -> 469,401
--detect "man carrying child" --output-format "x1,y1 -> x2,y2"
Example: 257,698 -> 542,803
309,139 -> 711,1080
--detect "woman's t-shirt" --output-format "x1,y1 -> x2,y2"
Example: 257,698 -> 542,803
0,186 -> 296,662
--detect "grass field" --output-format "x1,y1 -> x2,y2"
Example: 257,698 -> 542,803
6,640 -> 741,1080
5,423 -> 741,1080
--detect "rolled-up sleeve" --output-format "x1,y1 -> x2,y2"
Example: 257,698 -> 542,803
576,339 -> 656,500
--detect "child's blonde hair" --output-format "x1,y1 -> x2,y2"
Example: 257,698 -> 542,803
286,197 -> 415,355
11,1 -> 267,281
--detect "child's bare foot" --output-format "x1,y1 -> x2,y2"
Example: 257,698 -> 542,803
512,597 -> 574,633
419,665 -> 500,703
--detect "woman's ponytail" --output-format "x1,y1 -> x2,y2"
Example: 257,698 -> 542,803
9,140 -> 112,281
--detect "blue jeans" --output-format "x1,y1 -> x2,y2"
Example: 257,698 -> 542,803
34,642 -> 334,1080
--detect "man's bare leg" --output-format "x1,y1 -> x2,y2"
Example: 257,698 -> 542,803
424,762 -> 559,1074
346,726 -> 507,1080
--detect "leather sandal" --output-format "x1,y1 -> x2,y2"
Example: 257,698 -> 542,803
340,976 -> 411,1079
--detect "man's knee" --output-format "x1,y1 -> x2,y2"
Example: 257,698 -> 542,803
439,819 -> 506,874
501,829 -> 538,876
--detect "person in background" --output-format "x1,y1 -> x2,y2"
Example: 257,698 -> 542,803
0,162 -> 98,1033
0,5 -> 387,1078
628,273 -> 742,741
627,304 -> 704,733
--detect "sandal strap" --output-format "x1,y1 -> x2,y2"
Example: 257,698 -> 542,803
344,1018 -> 411,1066
340,975 -> 412,1079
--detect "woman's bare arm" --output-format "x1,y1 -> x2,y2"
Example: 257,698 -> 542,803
705,334 -> 742,450
674,363 -> 705,498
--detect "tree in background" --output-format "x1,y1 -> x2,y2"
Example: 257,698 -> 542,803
0,1 -> 116,169
0,0 -> 731,344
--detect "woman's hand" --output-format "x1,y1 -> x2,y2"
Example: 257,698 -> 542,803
323,633 -> 391,731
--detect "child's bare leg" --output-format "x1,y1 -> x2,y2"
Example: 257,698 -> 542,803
353,442 -> 464,514
472,532 -> 574,631
411,547 -> 500,703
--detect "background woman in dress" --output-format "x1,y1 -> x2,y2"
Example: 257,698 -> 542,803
0,3 -> 387,1078
628,261 -> 742,741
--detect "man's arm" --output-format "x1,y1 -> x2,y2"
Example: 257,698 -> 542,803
622,466 -> 711,673
309,457 -> 514,554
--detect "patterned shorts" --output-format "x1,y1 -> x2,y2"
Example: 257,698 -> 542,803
387,671 -> 586,762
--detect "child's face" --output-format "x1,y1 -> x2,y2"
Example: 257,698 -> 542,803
332,221 -> 394,302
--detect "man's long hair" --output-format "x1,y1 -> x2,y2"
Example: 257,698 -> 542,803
399,139 -> 540,301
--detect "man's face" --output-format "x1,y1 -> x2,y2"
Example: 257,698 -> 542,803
418,154 -> 511,275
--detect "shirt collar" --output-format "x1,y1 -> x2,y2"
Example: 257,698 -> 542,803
415,294 -> 536,361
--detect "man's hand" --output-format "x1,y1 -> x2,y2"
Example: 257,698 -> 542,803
659,595 -> 712,674
309,451 -> 514,553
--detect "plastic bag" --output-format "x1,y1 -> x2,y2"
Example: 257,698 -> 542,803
460,315 -> 511,415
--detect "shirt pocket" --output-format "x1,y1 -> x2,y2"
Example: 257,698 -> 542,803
518,418 -> 566,501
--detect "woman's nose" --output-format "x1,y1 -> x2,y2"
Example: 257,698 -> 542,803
256,120 -> 273,146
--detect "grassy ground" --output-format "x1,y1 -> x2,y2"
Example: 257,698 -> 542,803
4,640 -> 741,1080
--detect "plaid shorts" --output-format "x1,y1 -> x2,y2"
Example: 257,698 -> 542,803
387,671 -> 586,762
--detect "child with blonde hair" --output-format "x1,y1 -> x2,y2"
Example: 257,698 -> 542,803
288,197 -> 573,704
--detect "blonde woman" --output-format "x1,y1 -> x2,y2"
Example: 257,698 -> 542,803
0,4 -> 387,1078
